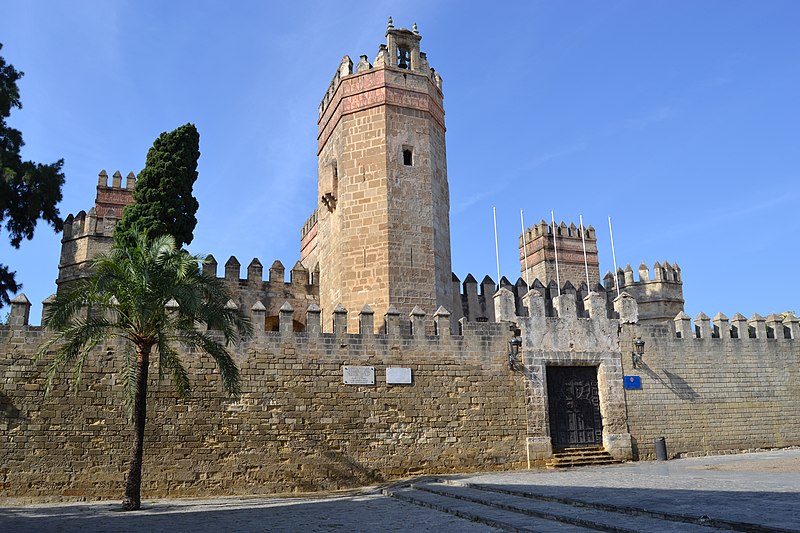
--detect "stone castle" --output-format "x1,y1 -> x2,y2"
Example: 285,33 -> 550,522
2,20 -> 799,500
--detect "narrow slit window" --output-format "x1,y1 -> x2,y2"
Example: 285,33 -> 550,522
403,149 -> 413,166
332,162 -> 338,191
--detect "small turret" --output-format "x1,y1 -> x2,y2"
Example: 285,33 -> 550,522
57,169 -> 136,291
605,260 -> 685,325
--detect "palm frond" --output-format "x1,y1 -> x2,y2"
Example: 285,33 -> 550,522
156,332 -> 191,399
37,229 -> 249,404
177,328 -> 241,399
37,318 -> 115,396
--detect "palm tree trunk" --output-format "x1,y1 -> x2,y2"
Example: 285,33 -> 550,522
122,346 -> 150,511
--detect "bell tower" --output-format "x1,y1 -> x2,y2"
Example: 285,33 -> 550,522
309,18 -> 451,331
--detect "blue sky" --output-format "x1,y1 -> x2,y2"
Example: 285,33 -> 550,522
1,0 -> 798,323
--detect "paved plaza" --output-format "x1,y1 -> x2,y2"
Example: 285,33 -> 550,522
1,448 -> 799,532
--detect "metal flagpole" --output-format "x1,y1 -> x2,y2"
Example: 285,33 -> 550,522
520,209 -> 530,287
579,214 -> 590,290
608,216 -> 621,297
519,210 -> 533,469
551,210 -> 561,297
493,207 -> 501,290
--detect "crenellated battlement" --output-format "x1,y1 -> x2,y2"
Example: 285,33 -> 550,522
61,208 -> 116,241
10,288 -> 794,374
518,216 -> 686,326
199,256 -> 319,330
605,261 -> 682,287
673,310 -> 799,340
299,208 -> 318,268
499,287 -> 629,355
300,209 -> 318,241
95,169 -> 136,219
519,219 -> 600,291
317,18 -> 443,122
520,219 -> 597,242
57,208 -> 118,290
452,272 -> 623,323
602,261 -> 684,324
6,292 -> 512,356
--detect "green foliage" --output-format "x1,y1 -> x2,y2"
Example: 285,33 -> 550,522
114,123 -> 200,249
0,43 -> 65,305
37,231 -> 251,406
36,231 -> 250,510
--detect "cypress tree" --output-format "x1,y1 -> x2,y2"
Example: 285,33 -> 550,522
115,123 -> 200,249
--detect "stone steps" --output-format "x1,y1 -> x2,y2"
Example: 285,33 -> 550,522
546,447 -> 622,469
384,480 -> 737,532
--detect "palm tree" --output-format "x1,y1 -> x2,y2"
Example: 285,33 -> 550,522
36,231 -> 251,511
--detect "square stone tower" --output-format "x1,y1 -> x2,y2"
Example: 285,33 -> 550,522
519,220 -> 600,289
307,18 -> 452,331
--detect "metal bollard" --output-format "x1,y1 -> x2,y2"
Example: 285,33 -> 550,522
654,436 -> 668,461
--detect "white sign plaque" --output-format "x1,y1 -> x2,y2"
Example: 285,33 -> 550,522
342,366 -> 375,385
386,367 -> 412,384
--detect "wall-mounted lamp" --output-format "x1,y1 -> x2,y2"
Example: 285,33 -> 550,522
632,337 -> 645,369
508,336 -> 522,370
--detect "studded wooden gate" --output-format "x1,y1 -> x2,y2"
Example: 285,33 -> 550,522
546,366 -> 603,448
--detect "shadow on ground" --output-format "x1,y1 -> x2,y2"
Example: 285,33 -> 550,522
2,483 -> 799,533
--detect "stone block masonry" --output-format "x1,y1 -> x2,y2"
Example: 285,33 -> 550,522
3,20 -> 800,502
312,22 -> 452,333
519,220 -> 600,290
0,310 -> 527,500
2,296 -> 800,500
621,314 -> 800,459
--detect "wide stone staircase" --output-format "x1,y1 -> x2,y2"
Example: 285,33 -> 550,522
545,447 -> 621,469
383,479 -> 776,532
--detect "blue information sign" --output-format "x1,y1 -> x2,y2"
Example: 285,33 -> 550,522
623,375 -> 641,389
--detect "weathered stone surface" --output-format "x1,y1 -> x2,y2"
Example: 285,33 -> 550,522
0,321 -> 527,500
312,25 -> 451,334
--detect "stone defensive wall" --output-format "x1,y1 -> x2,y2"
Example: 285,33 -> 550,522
1,299 -> 526,500
2,294 -> 798,500
622,310 -> 800,459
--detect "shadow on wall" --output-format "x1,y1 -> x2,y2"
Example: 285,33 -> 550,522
662,371 -> 700,401
630,436 -> 640,461
642,367 -> 700,401
319,449 -> 384,487
0,391 -> 22,430
279,444 -> 383,493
